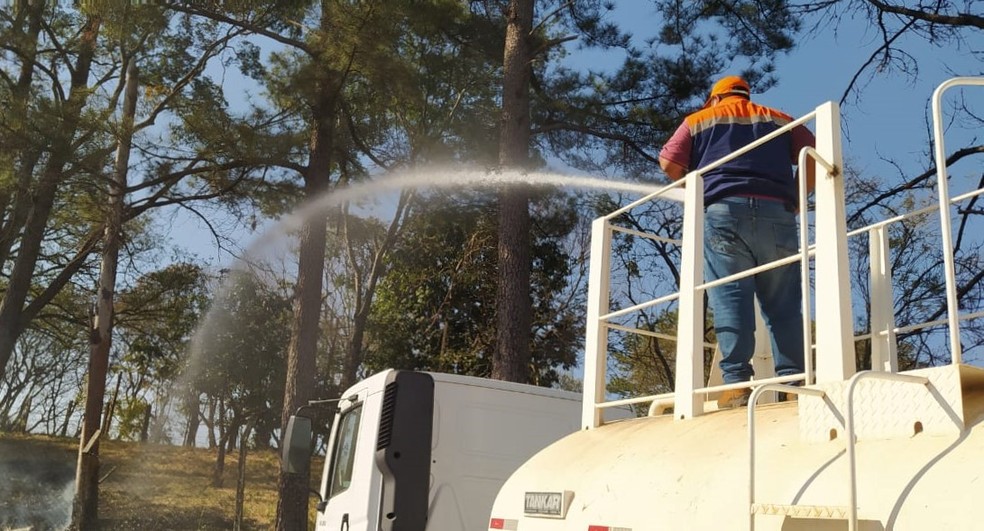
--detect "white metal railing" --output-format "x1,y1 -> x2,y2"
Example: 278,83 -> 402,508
582,103 -> 846,428
932,77 -> 984,363
848,187 -> 984,370
583,78 -> 983,430
845,78 -> 984,371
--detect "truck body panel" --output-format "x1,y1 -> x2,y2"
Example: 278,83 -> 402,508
314,370 -> 584,531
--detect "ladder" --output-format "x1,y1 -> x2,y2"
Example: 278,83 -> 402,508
747,373 -> 936,531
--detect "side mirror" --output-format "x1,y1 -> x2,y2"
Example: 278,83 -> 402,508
282,415 -> 312,475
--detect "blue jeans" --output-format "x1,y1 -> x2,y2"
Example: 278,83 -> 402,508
704,196 -> 805,384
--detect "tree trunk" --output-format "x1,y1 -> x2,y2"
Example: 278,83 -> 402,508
275,194 -> 328,530
206,397 -> 218,448
213,435 -> 227,488
275,68 -> 334,531
183,389 -> 200,447
71,54 -> 133,531
234,420 -> 255,531
227,419 -> 240,453
60,400 -> 75,438
14,396 -> 30,433
0,0 -> 43,265
213,398 -> 227,488
493,0 -> 535,384
140,403 -> 152,443
102,373 -> 123,439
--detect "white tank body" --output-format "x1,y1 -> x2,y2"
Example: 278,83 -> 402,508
489,365 -> 984,531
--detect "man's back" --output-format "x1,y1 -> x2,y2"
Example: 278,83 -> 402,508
679,97 -> 800,206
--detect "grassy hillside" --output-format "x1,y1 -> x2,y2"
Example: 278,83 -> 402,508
0,433 -> 323,530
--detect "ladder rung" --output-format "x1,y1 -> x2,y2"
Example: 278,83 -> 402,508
750,503 -> 850,519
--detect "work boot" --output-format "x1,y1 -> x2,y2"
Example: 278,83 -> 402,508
717,388 -> 751,409
779,382 -> 804,402
779,392 -> 798,402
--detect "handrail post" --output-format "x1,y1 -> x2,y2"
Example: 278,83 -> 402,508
583,217 -> 613,429
931,77 -> 984,364
869,225 -> 898,372
812,101 -> 856,383
673,171 -> 705,419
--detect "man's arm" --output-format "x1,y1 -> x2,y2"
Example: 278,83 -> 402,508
802,157 -> 816,193
792,124 -> 817,193
659,121 -> 692,181
659,157 -> 688,181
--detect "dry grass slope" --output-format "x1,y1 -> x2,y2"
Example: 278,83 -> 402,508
0,434 -> 323,531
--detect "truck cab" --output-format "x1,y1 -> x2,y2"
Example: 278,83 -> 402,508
288,369 -> 588,531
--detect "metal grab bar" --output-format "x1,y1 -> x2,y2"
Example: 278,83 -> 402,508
931,77 -> 984,364
747,384 -> 832,531
844,372 -> 930,531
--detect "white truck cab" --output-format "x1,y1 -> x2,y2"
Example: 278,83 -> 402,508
284,369 -> 587,531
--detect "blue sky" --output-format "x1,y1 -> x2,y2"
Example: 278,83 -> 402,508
606,3 -> 981,187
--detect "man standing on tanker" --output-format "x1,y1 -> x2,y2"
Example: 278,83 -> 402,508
658,76 -> 816,408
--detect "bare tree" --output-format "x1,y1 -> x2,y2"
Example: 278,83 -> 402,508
792,0 -> 983,104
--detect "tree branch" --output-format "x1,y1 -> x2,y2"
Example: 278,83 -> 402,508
135,26 -> 249,131
846,144 -> 984,226
162,3 -> 312,55
866,0 -> 984,29
21,228 -> 103,324
839,18 -> 916,105
534,120 -> 661,164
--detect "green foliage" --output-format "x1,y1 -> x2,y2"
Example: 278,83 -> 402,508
190,270 -> 292,438
527,0 -> 799,178
608,308 -> 678,400
116,263 -> 211,384
364,190 -> 583,386
114,397 -> 151,442
365,193 -> 499,375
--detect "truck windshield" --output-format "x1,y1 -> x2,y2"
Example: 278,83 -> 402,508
328,403 -> 363,499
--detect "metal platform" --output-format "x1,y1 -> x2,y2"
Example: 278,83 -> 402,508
799,364 -> 984,443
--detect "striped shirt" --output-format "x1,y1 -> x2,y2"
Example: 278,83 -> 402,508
660,96 -> 816,206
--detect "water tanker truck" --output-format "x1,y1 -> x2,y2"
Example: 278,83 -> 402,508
487,77 -> 984,531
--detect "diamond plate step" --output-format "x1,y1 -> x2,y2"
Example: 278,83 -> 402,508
799,364 -> 971,443
750,503 -> 850,519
